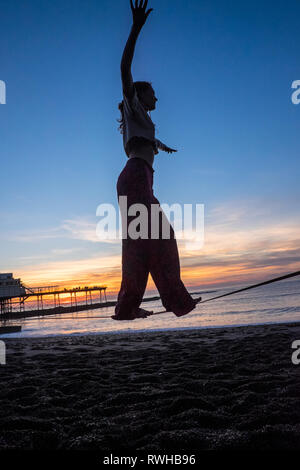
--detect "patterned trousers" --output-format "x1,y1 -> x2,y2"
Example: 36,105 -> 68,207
114,157 -> 196,318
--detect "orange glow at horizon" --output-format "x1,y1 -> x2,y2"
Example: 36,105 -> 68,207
13,216 -> 300,298
16,255 -> 299,299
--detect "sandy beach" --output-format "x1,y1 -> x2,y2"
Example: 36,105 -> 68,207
1,322 -> 300,453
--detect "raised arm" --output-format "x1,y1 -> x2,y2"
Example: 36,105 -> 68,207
121,0 -> 153,99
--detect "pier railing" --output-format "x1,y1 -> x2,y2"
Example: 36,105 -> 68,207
0,285 -> 108,316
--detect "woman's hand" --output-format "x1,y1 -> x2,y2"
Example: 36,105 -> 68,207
164,146 -> 177,154
130,0 -> 153,30
156,139 -> 178,155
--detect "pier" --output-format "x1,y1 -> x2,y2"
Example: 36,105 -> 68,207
0,274 -> 108,320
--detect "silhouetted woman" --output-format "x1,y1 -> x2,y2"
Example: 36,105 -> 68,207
112,0 -> 200,320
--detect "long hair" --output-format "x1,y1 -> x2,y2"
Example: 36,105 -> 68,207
117,81 -> 153,134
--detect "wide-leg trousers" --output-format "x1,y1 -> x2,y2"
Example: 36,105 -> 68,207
114,157 -> 196,318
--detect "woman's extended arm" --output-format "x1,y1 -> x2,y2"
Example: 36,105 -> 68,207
155,139 -> 178,154
121,0 -> 153,99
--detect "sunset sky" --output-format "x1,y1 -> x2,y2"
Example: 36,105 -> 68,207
1,0 -> 300,297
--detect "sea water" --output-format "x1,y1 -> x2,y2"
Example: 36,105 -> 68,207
1,278 -> 299,338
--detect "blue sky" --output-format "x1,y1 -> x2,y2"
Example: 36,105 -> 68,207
1,0 -> 300,292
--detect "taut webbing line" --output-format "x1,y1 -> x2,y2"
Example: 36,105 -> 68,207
150,269 -> 300,315
199,270 -> 300,304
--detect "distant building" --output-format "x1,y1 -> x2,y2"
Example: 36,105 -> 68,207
0,273 -> 26,299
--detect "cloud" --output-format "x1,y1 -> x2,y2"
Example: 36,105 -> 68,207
16,253 -> 121,291
61,217 -> 121,244
8,199 -> 300,292
51,248 -> 82,255
175,200 -> 300,287
8,226 -> 64,242
5,215 -> 120,245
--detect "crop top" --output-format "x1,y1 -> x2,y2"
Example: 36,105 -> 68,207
122,87 -> 159,158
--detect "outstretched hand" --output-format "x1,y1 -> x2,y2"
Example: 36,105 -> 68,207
164,146 -> 177,154
130,0 -> 153,29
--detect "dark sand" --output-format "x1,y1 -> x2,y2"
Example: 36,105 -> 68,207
1,322 -> 300,452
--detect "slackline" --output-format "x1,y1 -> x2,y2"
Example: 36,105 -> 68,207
199,269 -> 300,304
152,269 -> 300,315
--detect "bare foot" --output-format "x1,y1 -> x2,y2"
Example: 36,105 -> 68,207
111,314 -> 135,321
134,307 -> 154,318
111,307 -> 154,321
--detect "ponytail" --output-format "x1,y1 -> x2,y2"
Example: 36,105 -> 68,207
117,101 -> 125,134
